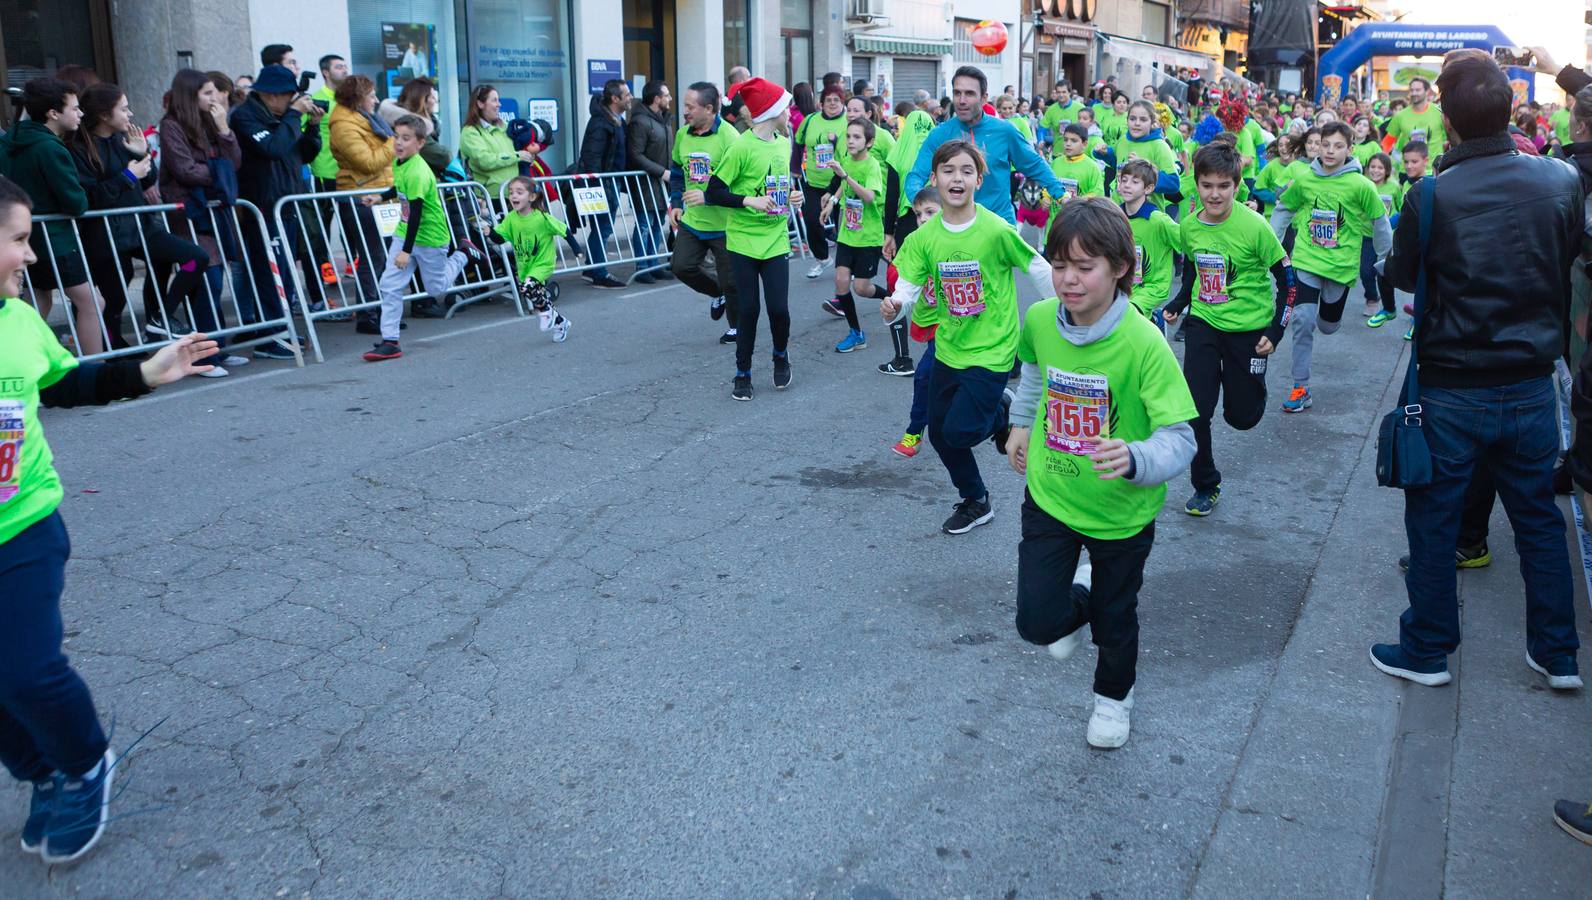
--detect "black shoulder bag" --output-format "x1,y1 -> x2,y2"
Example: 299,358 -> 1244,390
1376,176 -> 1436,489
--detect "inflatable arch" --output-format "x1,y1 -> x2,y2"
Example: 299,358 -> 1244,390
1316,23 -> 1520,104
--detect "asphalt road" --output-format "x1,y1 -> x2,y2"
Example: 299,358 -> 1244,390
6,261 -> 1591,898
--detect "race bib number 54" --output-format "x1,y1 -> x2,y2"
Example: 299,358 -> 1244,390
0,399 -> 24,505
1044,369 -> 1110,456
938,261 -> 984,317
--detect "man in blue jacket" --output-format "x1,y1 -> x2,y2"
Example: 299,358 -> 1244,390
903,65 -> 1064,227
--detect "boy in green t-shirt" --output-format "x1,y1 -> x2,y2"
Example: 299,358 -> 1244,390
0,177 -> 217,865
1006,197 -> 1197,749
1161,143 -> 1293,517
882,140 -> 1056,535
1117,159 -> 1182,326
1074,107 -> 1109,157
1269,122 -> 1391,412
363,116 -> 474,362
820,118 -> 885,353
482,176 -> 571,342
1049,125 -> 1106,205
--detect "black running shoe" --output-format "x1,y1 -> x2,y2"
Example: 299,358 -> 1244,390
1554,799 -> 1592,845
821,300 -> 846,318
942,495 -> 994,535
878,357 -> 915,376
585,274 -> 626,289
773,356 -> 792,390
732,375 -> 753,401
719,330 -> 738,345
710,296 -> 727,321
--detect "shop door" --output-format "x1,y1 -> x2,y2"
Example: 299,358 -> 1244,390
893,59 -> 939,101
0,0 -> 116,124
624,0 -> 676,96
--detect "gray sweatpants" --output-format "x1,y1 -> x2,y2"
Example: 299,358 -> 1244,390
379,236 -> 467,341
1287,274 -> 1351,387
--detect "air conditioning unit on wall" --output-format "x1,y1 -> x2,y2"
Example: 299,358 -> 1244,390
848,0 -> 890,27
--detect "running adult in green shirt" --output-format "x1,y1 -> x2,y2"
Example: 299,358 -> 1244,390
1386,77 -> 1446,157
1041,83 -> 1085,134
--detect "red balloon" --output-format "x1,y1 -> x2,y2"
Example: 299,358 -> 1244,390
970,20 -> 1008,57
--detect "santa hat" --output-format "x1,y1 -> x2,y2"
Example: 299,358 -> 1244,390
738,77 -> 792,124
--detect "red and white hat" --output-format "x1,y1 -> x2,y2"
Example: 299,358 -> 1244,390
738,77 -> 792,124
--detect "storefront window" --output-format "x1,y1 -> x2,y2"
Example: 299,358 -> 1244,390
346,0 -> 464,152
465,0 -> 574,170
724,0 -> 750,74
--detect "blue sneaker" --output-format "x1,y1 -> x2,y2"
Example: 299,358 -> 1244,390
1281,384 -> 1313,413
835,329 -> 867,353
41,748 -> 116,865
20,778 -> 55,853
1184,486 -> 1221,516
1369,643 -> 1452,686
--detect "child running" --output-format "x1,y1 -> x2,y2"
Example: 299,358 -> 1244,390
1362,152 -> 1403,327
1161,143 -> 1293,516
1049,124 -> 1106,205
1116,159 -> 1182,329
889,186 -> 943,458
482,175 -> 570,342
705,77 -> 801,401
881,140 -> 1055,534
1268,121 -> 1391,412
821,117 -> 885,354
362,115 -> 476,362
0,177 -> 216,864
1007,197 -> 1197,749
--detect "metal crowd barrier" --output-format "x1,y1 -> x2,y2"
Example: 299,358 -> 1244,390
496,169 -> 813,285
272,181 -> 519,363
24,199 -> 304,366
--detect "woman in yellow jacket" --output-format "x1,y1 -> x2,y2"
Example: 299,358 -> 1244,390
327,74 -> 394,324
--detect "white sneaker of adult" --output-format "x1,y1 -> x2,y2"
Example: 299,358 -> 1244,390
198,365 -> 229,379
1047,561 -> 1093,661
806,259 -> 829,279
221,355 -> 251,367
1087,689 -> 1133,749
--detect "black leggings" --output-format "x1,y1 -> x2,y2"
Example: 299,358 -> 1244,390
1182,316 -> 1269,492
730,251 -> 790,374
801,182 -> 831,261
89,227 -> 207,350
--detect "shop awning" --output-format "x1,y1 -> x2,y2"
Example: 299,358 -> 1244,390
1098,32 -> 1217,77
851,35 -> 953,57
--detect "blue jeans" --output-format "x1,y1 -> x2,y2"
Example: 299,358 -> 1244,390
633,209 -> 665,273
0,513 -> 109,782
1400,377 -> 1581,666
585,212 -> 616,280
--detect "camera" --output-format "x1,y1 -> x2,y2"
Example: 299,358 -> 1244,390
296,71 -> 315,95
1493,46 -> 1536,68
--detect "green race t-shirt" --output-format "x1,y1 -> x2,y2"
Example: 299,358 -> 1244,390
1017,297 -> 1198,539
1253,157 -> 1293,213
1352,140 -> 1380,168
1179,204 -> 1287,333
715,131 -> 794,259
1107,135 -> 1178,208
1042,99 -> 1085,133
1279,167 -> 1386,285
393,154 -> 449,248
895,207 -> 1038,371
1388,103 -> 1446,155
834,152 -> 884,248
1097,107 -> 1128,144
0,299 -> 78,546
868,127 -> 896,170
309,86 -> 339,181
673,119 -> 741,233
1552,108 -> 1572,145
1126,205 -> 1182,313
1373,178 -> 1405,218
1238,121 -> 1262,179
796,113 -> 847,189
495,209 -> 569,283
1009,115 -> 1034,145
1048,153 -> 1105,204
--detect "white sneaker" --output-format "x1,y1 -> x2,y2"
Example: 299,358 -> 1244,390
1526,652 -> 1585,690
198,365 -> 229,379
806,259 -> 829,279
538,307 -> 555,332
221,355 -> 251,367
552,317 -> 571,343
1086,689 -> 1133,749
1047,561 -> 1093,661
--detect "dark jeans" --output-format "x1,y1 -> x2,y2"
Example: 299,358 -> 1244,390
927,359 -> 1010,501
907,338 -> 936,435
239,207 -> 324,323
1182,316 -> 1268,491
1360,240 -> 1394,313
584,212 -> 617,281
335,198 -> 388,305
1399,377 -> 1580,666
672,228 -> 738,329
729,251 -> 790,374
633,207 -> 666,272
0,513 -> 108,783
87,226 -> 208,351
801,182 -> 831,261
1458,464 -> 1496,548
1016,493 -> 1155,701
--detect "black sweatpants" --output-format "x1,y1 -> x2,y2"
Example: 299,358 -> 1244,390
673,228 -> 738,329
801,182 -> 831,261
730,251 -> 790,375
1182,315 -> 1269,492
1016,493 -> 1155,702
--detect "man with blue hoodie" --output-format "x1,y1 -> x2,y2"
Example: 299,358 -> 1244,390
904,66 -> 1065,226
1269,120 -> 1391,413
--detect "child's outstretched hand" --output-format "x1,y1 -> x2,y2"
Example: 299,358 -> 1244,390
1007,426 -> 1031,474
1090,438 -> 1132,480
140,332 -> 218,386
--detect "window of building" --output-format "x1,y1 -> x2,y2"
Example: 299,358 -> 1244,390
459,0 -> 574,171
1142,1 -> 1171,46
952,18 -> 1005,65
348,0 -> 466,152
724,0 -> 750,74
781,0 -> 812,88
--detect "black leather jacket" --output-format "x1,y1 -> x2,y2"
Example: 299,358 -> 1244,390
1390,134 -> 1584,387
